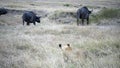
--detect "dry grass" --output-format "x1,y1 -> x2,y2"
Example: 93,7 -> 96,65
91,8 -> 120,24
0,0 -> 120,68
0,24 -> 120,68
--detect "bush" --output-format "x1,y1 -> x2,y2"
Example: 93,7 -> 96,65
63,4 -> 71,7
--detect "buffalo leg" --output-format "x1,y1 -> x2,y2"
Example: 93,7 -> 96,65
87,18 -> 89,25
23,20 -> 25,25
77,18 -> 79,26
81,19 -> 84,25
33,22 -> 36,25
27,22 -> 30,25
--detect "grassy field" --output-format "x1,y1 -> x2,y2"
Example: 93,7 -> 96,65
0,24 -> 120,68
0,0 -> 120,68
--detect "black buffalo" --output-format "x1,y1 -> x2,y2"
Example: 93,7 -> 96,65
0,8 -> 8,15
22,11 -> 41,25
77,6 -> 92,25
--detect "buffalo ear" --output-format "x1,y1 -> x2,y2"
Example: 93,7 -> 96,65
59,44 -> 62,48
89,9 -> 93,14
89,11 -> 91,14
67,44 -> 70,47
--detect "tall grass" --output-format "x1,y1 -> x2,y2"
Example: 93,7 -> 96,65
97,8 -> 120,19
91,8 -> 120,23
0,24 -> 120,68
6,4 -> 24,8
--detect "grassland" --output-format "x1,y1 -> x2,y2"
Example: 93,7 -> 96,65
0,24 -> 120,68
0,0 -> 120,68
90,8 -> 120,24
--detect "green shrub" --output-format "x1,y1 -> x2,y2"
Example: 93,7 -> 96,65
64,3 -> 71,7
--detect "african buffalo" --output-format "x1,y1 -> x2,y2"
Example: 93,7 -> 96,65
77,6 -> 92,25
0,8 -> 8,15
22,11 -> 41,25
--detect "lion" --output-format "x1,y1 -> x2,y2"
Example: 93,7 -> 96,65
59,44 -> 87,63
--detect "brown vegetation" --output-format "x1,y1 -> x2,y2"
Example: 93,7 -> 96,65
0,0 -> 120,68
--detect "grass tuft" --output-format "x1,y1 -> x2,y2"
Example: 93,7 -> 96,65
6,4 -> 24,8
63,3 -> 71,7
